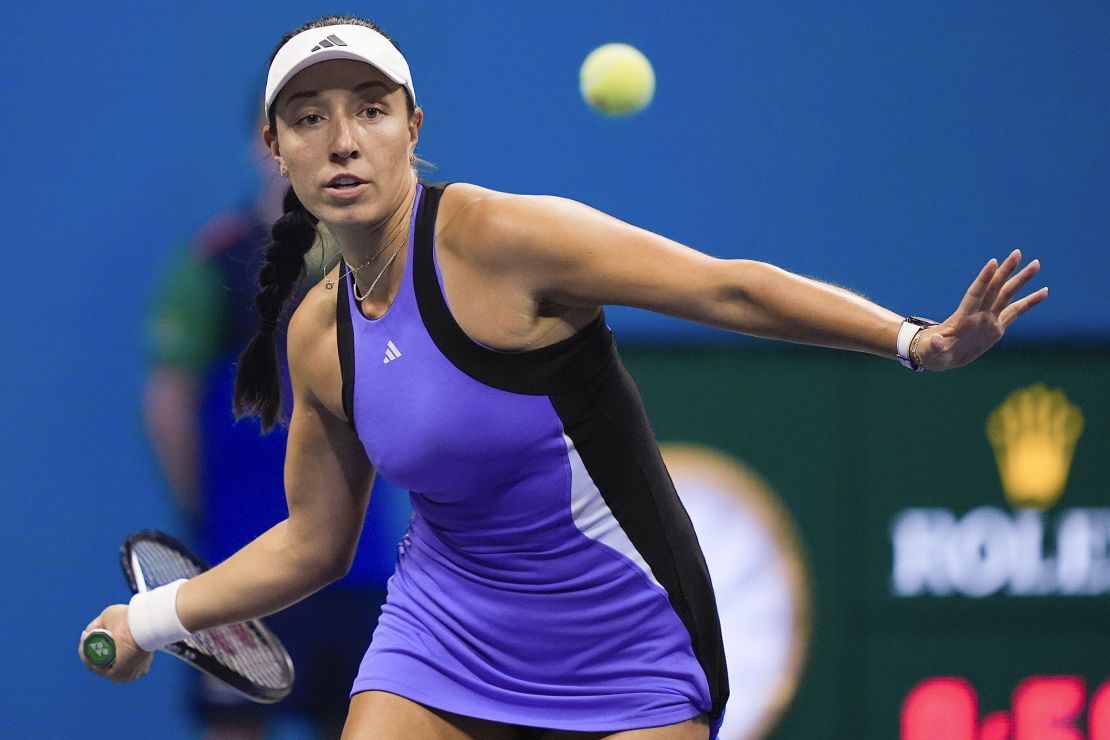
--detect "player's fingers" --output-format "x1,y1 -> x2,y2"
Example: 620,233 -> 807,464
979,249 -> 1022,312
955,258 -> 998,316
110,652 -> 153,684
992,259 -> 1041,314
999,286 -> 1049,328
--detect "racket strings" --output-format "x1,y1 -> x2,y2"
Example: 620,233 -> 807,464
131,541 -> 293,690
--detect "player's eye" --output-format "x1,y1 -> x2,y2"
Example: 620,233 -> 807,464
296,113 -> 323,126
362,107 -> 383,119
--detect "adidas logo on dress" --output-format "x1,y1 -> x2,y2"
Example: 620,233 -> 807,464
383,340 -> 402,364
310,35 -> 348,52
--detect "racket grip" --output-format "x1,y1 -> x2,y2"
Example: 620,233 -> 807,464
83,628 -> 116,668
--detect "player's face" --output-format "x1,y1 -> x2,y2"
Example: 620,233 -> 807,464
268,59 -> 420,229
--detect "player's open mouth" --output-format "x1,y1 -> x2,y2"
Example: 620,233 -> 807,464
325,177 -> 369,200
327,175 -> 368,190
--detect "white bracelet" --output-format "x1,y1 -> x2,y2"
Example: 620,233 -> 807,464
127,579 -> 192,651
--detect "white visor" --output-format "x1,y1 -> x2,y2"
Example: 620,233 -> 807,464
265,24 -> 416,114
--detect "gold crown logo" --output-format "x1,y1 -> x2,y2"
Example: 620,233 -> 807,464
986,384 -> 1084,510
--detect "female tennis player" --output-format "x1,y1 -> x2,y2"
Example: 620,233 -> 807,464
80,15 -> 1046,740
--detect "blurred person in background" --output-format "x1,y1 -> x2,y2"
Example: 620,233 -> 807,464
143,110 -> 407,740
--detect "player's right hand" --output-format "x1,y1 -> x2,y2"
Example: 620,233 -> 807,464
79,604 -> 154,682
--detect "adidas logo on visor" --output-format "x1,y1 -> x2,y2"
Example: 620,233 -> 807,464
310,34 -> 348,52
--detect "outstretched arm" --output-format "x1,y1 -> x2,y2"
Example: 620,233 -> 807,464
460,191 -> 1046,367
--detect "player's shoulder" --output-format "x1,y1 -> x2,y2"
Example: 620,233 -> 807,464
286,264 -> 350,419
436,181 -> 504,231
287,266 -> 340,369
436,182 -> 558,262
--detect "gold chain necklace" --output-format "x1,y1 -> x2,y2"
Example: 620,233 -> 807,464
323,213 -> 409,293
353,242 -> 406,301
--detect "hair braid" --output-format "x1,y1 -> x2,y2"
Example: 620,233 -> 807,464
233,186 -> 318,431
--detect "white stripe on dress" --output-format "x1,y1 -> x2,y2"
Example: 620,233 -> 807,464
565,433 -> 663,590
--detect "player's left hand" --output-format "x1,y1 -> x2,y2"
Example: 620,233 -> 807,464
915,249 -> 1047,371
79,604 -> 154,683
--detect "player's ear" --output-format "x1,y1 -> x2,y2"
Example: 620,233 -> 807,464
408,107 -> 424,163
264,124 -> 286,176
263,124 -> 279,157
408,108 -> 422,157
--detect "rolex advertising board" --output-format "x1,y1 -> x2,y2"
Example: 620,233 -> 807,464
621,346 -> 1109,740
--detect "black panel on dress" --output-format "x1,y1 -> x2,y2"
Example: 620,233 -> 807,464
334,260 -> 357,432
412,182 -> 615,396
549,364 -> 730,723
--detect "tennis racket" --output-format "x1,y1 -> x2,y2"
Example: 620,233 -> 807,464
82,529 -> 295,703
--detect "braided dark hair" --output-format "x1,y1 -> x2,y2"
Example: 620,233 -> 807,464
233,186 -> 317,431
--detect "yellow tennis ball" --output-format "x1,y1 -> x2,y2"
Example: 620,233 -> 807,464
579,43 -> 655,117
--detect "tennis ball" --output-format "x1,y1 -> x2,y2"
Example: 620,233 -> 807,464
579,43 -> 655,117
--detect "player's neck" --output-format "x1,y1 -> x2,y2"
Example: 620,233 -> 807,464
329,180 -> 417,266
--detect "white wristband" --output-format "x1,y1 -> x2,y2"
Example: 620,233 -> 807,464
896,320 -> 920,369
127,579 -> 192,651
896,316 -> 937,371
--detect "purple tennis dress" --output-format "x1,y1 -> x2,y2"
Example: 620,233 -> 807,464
342,183 -> 727,734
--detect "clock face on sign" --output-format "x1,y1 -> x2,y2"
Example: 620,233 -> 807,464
661,444 -> 812,740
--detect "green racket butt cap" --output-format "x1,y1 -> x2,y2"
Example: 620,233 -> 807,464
83,629 -> 116,668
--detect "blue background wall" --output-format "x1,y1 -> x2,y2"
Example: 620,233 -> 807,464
2,1 -> 1106,736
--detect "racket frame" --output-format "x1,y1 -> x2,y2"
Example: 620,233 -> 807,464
120,529 -> 295,704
